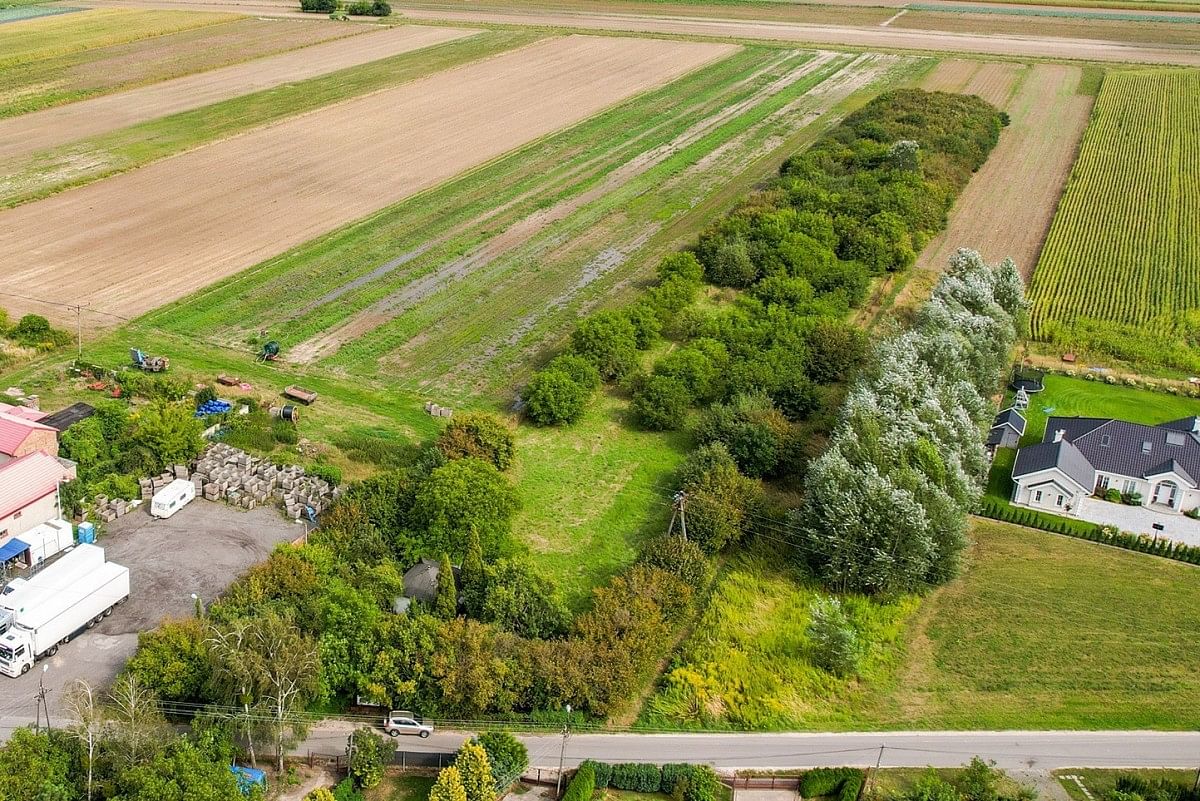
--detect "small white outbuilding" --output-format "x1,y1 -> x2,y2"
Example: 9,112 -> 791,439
151,478 -> 195,519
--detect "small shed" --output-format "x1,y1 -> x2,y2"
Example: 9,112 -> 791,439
986,407 -> 1027,456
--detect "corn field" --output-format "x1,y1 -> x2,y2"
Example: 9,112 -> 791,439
1029,69 -> 1200,345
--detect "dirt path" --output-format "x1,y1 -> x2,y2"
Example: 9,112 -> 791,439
76,0 -> 1200,64
0,24 -> 476,160
0,35 -> 736,324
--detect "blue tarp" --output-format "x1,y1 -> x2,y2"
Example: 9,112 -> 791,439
230,765 -> 266,794
0,538 -> 28,563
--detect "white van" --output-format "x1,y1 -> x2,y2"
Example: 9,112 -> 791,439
151,478 -> 196,519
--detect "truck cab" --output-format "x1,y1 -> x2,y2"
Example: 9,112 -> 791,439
0,628 -> 34,676
383,711 -> 432,738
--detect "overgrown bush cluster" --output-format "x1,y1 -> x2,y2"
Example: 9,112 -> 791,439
0,312 -> 72,350
795,249 -> 1027,594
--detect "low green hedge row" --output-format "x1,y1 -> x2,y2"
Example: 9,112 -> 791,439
563,763 -> 596,801
799,768 -> 863,801
978,498 -> 1200,565
578,761 -> 720,801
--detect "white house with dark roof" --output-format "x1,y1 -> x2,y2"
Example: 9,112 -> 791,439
1011,415 -> 1200,516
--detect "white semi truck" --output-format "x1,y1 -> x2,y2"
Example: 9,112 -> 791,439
0,544 -> 130,677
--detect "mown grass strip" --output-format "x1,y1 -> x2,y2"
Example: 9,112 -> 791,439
1,28 -> 532,208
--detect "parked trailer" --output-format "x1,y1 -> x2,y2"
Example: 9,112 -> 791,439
283,385 -> 318,405
19,519 -> 74,567
151,478 -> 195,519
0,544 -> 129,677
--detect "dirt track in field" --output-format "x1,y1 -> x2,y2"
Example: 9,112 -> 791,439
899,64 -> 1091,303
0,25 -> 476,160
0,35 -> 736,323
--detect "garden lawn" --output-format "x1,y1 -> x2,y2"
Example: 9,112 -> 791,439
872,518 -> 1200,729
638,547 -> 919,730
365,774 -> 436,801
1010,373 -> 1200,446
511,390 -> 689,611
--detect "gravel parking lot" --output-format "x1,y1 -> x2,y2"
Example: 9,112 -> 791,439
0,500 -> 301,732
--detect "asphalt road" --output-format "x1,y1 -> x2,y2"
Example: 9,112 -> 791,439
299,723 -> 1200,770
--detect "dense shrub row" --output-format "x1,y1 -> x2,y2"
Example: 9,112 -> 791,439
563,762 -> 596,801
978,498 -> 1200,565
580,760 -> 721,801
795,249 -> 1027,594
800,768 -> 864,801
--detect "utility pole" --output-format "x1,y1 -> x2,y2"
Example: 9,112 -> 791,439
866,745 -> 885,795
66,303 -> 87,360
34,665 -> 51,734
667,491 -> 688,540
556,704 -> 572,798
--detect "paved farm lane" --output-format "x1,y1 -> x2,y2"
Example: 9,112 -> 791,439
0,35 -> 736,323
298,724 -> 1200,770
0,24 -> 478,161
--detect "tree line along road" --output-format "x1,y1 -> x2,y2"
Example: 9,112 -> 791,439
298,724 -> 1200,770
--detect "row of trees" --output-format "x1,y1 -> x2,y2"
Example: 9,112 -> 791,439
795,249 -> 1027,594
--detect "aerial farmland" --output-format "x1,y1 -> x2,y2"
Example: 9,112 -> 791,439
2,0 -> 1200,790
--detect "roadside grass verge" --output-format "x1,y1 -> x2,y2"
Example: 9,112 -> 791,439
511,390 -> 690,610
2,29 -> 531,207
869,518 -> 1200,730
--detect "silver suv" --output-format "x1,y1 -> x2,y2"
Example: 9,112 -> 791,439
383,711 -> 433,738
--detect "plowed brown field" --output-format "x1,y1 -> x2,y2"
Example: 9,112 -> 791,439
0,25 -> 476,160
0,35 -> 736,322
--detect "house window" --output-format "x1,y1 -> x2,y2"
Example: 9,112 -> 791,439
1123,479 -> 1136,495
1056,494 -> 1065,507
1034,490 -> 1043,503
1101,435 -> 1111,447
12,511 -> 20,520
1097,475 -> 1110,490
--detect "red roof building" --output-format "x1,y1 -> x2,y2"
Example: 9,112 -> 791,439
0,411 -> 59,463
0,451 -> 75,546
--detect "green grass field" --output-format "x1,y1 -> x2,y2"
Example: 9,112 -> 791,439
1056,770 -> 1197,801
640,518 -> 1200,731
2,29 -> 529,207
512,390 -> 690,610
639,547 -> 920,730
1030,70 -> 1200,372
866,519 -> 1200,729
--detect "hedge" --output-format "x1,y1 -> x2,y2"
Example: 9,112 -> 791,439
610,763 -> 662,793
564,763 -> 596,801
799,768 -> 863,801
978,497 -> 1200,566
581,760 -> 612,790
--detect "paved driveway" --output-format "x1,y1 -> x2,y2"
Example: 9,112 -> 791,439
1076,497 -> 1200,546
0,501 -> 301,734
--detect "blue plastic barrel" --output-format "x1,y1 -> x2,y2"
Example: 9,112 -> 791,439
77,521 -> 95,544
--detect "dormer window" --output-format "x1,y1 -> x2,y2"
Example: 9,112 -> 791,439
1167,431 -> 1186,446
1142,441 -> 1152,454
1100,435 -> 1111,447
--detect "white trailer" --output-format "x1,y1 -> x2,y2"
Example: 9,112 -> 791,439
0,544 -> 129,677
19,520 -> 74,567
151,478 -> 195,519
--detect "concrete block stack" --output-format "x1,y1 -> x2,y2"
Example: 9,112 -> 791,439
424,401 -> 453,418
191,443 -> 337,518
140,470 -> 185,501
91,493 -> 134,523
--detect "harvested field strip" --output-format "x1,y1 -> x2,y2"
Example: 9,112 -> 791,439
1030,69 -> 1200,338
145,45 -> 788,339
919,59 -> 1024,107
895,8 -> 1200,46
0,8 -> 234,69
0,29 -> 535,208
883,63 -> 1089,321
0,35 -> 738,322
0,25 -> 477,160
0,16 -> 362,120
915,65 -> 1089,275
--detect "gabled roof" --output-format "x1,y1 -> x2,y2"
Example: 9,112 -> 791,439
0,403 -> 47,423
0,412 -> 56,457
991,407 -> 1026,435
1143,458 -> 1196,487
1045,415 -> 1200,483
1012,438 -> 1095,492
0,451 -> 71,519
